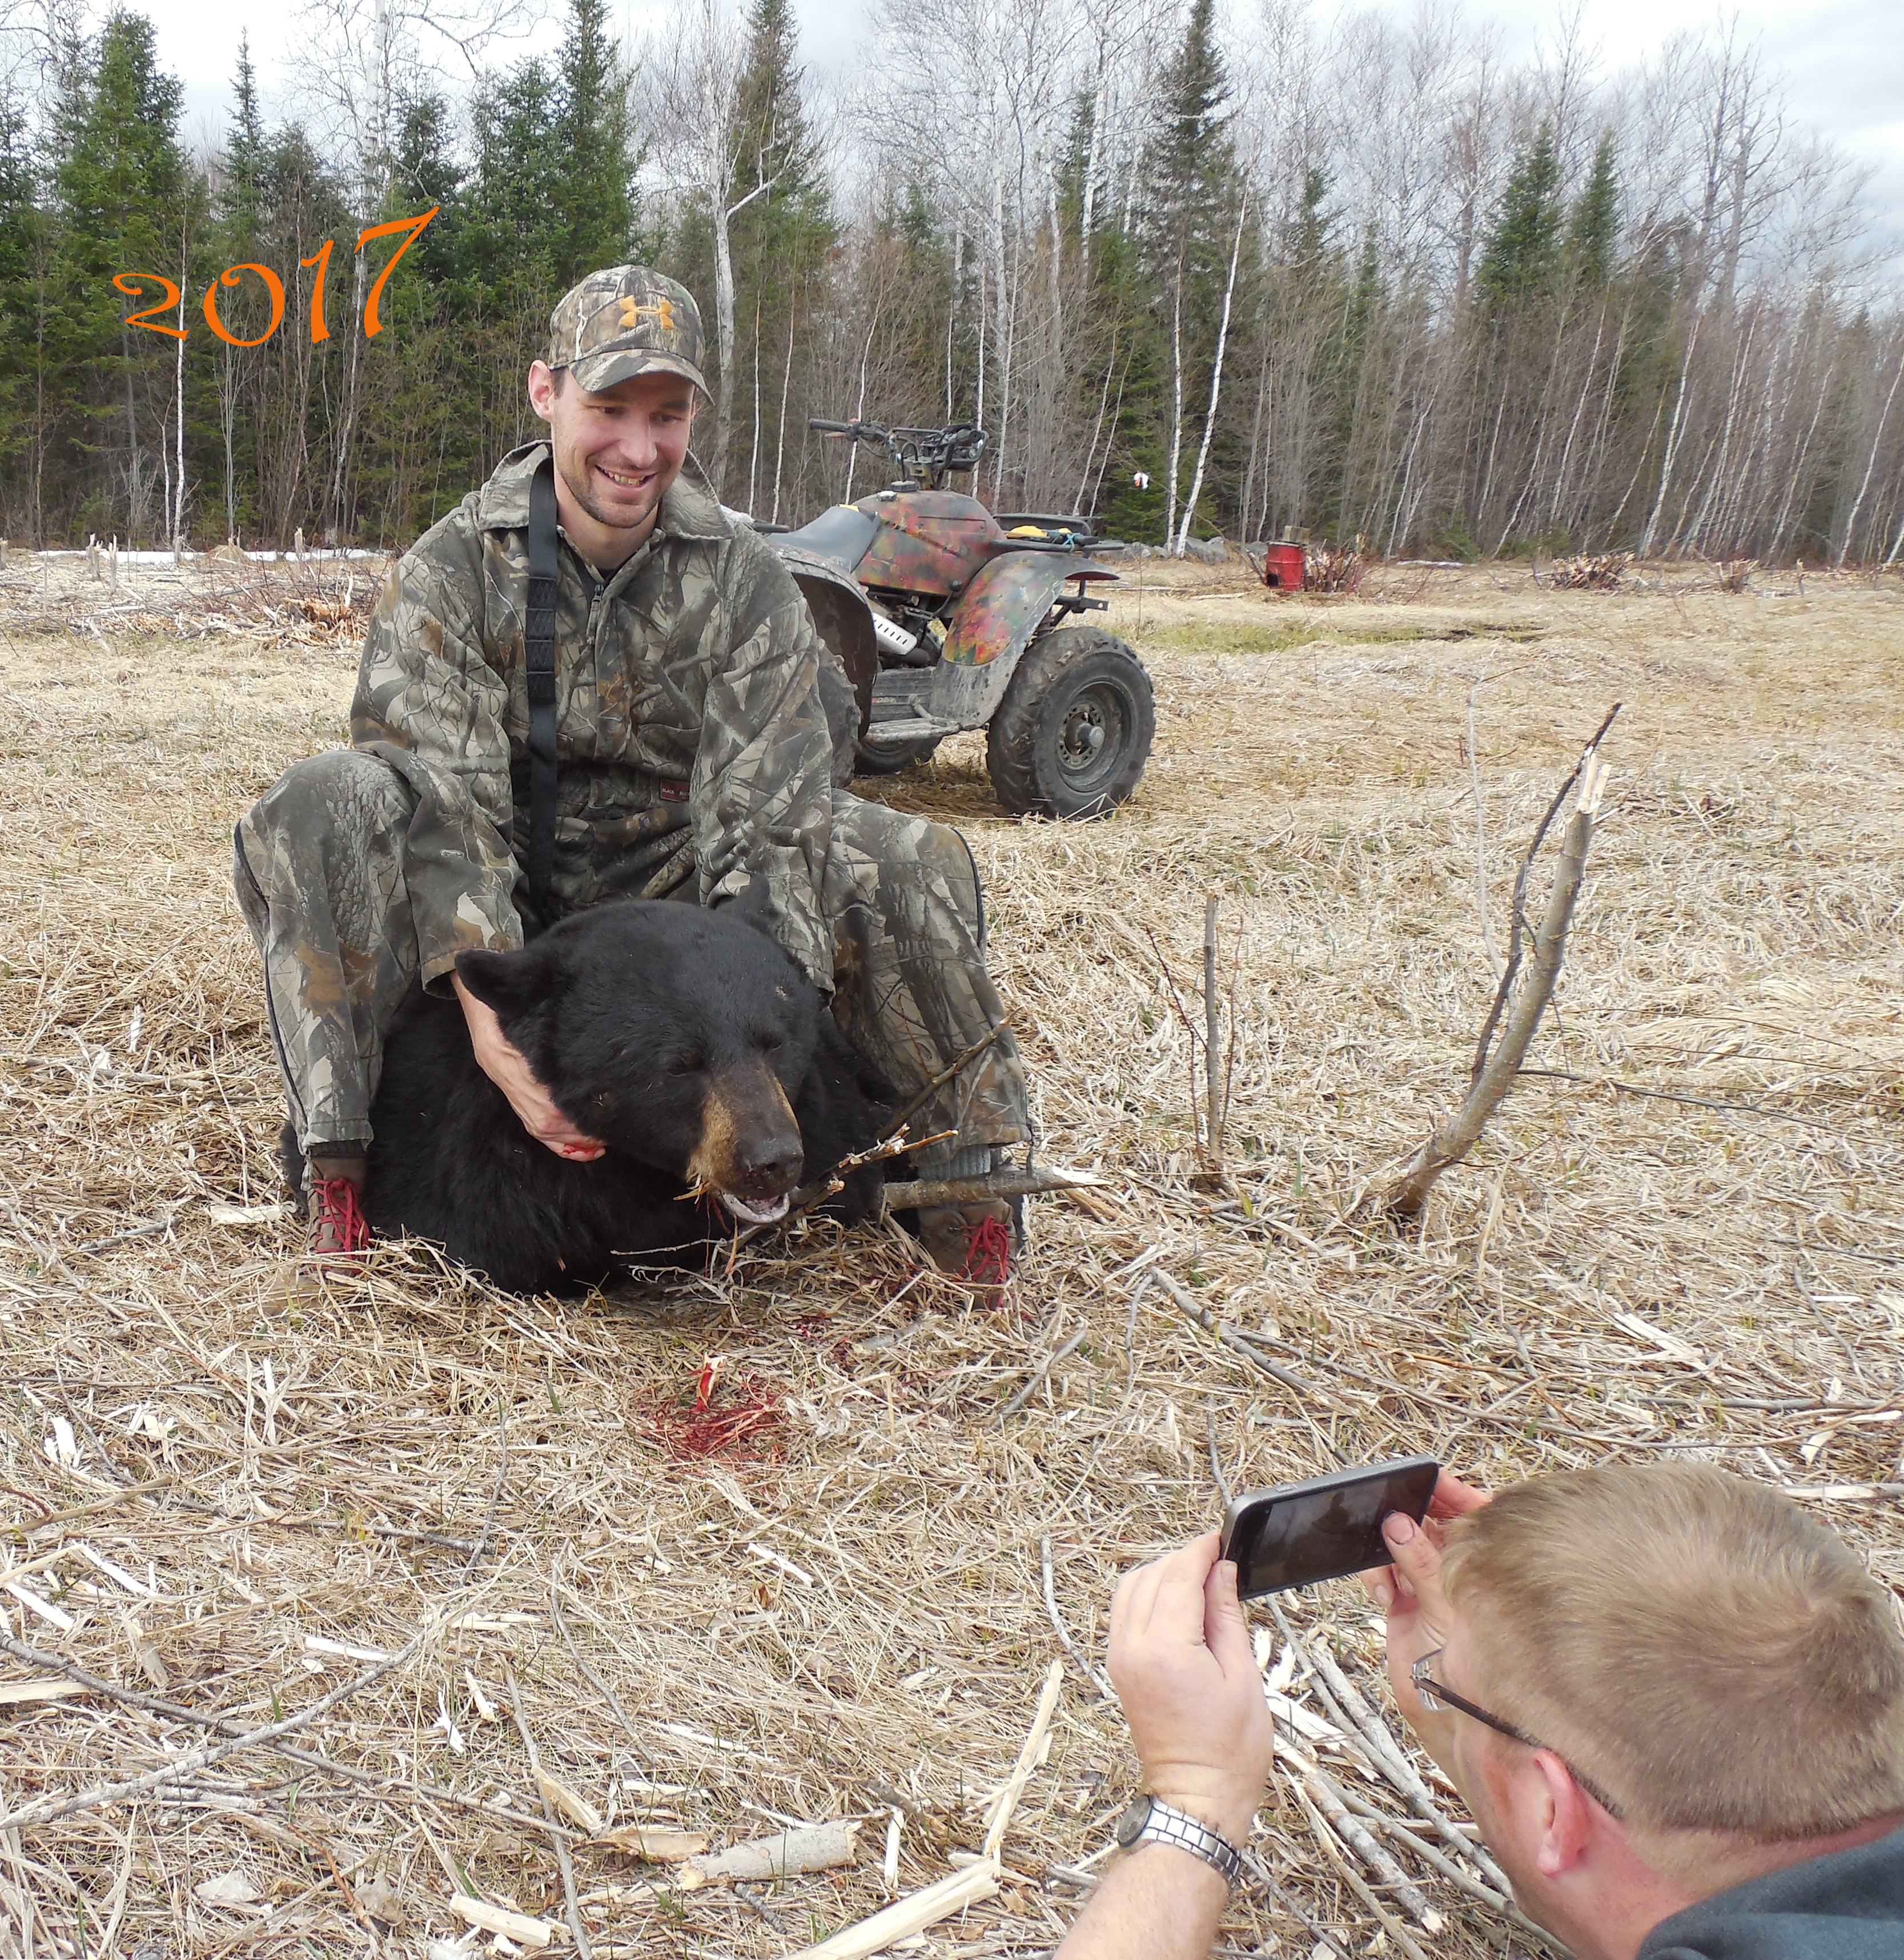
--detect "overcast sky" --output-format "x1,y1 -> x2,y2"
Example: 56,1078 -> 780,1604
150,0 -> 1903,253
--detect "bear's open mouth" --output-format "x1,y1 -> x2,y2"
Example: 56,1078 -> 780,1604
721,1191 -> 791,1226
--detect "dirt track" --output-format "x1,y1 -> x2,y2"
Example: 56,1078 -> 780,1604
1,553 -> 1901,1955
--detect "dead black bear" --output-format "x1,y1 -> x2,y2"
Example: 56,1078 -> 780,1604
318,899 -> 891,1293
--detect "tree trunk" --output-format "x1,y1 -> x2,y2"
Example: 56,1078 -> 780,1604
1176,196 -> 1247,555
1165,261 -> 1184,551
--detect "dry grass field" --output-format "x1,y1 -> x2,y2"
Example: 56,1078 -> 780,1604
1,547 -> 1902,1958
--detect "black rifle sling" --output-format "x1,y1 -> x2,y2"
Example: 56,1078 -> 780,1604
524,456 -> 560,926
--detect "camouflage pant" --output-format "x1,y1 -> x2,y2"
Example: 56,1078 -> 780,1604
233,750 -> 1027,1173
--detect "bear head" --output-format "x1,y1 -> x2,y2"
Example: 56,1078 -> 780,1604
453,895 -> 822,1225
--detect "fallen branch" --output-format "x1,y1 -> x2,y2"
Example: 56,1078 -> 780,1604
506,1666 -> 593,1960
678,1820 -> 859,1890
1290,1779 -> 1436,1960
1385,718 -> 1615,1218
730,1128 -> 951,1250
0,1624 -> 426,1832
996,1331 -> 1089,1424
1150,1270 -> 1349,1420
1296,1754 -> 1444,1931
1293,1622 -> 1512,1895
1040,1536 -> 1114,1697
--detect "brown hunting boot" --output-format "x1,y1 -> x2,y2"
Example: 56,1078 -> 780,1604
914,1200 -> 1015,1304
306,1155 -> 370,1274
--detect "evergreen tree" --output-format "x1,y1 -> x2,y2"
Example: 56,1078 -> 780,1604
1564,131 -> 1620,290
221,35 -> 266,240
467,60 -> 567,301
1142,0 -> 1235,281
0,97 -> 39,503
1287,164 -> 1333,275
1478,123 -> 1562,307
54,11 -> 205,541
555,0 -> 638,280
1135,0 -> 1242,541
704,0 -> 836,507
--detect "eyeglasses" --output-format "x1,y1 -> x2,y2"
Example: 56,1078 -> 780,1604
1411,1649 -> 1625,1820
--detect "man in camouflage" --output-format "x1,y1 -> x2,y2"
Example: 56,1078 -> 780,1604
235,266 -> 1028,1284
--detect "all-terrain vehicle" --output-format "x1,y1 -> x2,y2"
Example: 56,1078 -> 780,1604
755,419 -> 1154,819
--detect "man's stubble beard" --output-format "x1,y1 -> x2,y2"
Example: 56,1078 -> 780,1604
557,446 -> 667,537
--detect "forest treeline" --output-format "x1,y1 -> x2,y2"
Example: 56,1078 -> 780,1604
1,0 -> 1901,561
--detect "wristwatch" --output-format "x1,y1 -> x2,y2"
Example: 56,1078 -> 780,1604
1114,1794 -> 1244,1887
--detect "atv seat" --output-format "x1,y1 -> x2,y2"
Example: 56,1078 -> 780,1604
775,504 -> 879,569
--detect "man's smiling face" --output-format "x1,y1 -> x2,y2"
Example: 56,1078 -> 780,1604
527,361 -> 698,545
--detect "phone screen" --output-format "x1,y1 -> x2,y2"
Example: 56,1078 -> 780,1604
1220,1456 -> 1439,1598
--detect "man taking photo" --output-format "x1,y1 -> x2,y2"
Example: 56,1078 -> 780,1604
234,267 -> 1027,1284
1059,1463 -> 1904,1958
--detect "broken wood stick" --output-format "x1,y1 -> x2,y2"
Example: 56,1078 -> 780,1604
1204,893 -> 1224,1166
677,1820 -> 861,1890
1040,1536 -> 1114,1697
881,1164 -> 1108,1210
980,1657 -> 1066,1857
1385,722 -> 1614,1218
1291,1780 -> 1436,1960
730,1128 -> 953,1248
996,1332 -> 1090,1425
788,1860 -> 1000,1960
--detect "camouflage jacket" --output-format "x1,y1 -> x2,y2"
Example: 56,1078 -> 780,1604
350,441 -> 857,995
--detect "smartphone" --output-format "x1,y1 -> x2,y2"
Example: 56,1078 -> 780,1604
1219,1455 -> 1440,1598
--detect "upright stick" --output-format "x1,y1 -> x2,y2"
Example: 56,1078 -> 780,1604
1203,894 -> 1222,1164
1386,745 -> 1612,1217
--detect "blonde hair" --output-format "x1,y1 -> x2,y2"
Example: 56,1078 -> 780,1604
1441,1464 -> 1904,1867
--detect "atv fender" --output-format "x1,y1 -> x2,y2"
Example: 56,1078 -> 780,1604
777,543 -> 878,734
930,553 -> 1118,726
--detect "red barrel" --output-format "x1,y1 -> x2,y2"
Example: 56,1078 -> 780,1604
1261,543 -> 1307,589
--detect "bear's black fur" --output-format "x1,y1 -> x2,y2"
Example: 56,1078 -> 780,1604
284,898 -> 893,1294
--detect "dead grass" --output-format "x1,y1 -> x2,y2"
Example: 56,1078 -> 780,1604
1,550 -> 1902,1957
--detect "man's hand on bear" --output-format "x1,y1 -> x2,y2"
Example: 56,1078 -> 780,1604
453,975 -> 607,1161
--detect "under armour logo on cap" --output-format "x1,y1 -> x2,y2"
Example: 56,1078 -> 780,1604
548,268 -> 709,399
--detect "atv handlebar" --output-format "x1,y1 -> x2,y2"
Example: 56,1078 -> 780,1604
808,417 -> 989,489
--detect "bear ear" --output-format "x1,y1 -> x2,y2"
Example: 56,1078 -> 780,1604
714,872 -> 778,938
454,942 -> 556,1024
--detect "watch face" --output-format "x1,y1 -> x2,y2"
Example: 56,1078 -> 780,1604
1115,1795 -> 1154,1847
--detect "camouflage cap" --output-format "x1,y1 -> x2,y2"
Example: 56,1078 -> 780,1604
547,267 -> 710,398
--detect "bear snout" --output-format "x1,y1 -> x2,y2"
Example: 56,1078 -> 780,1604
688,1069 -> 806,1226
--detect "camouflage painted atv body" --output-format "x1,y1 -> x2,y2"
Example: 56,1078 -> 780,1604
754,421 -> 1154,820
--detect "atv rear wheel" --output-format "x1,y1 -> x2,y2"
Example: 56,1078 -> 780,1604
854,730 -> 943,776
986,627 -> 1154,818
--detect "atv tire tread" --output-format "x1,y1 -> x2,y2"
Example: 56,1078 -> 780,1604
985,626 -> 1154,819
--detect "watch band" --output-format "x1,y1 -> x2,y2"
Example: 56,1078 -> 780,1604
1114,1795 -> 1244,1887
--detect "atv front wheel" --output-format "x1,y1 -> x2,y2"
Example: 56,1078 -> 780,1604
854,730 -> 943,776
986,628 -> 1154,818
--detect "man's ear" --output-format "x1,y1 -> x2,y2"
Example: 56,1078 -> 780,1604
455,943 -> 556,1025
1531,1749 -> 1597,1878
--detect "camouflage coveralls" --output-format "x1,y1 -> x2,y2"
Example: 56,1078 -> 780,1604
234,441 -> 1028,1176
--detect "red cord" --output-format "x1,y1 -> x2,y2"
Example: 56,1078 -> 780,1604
310,1176 -> 370,1255
959,1214 -> 1013,1289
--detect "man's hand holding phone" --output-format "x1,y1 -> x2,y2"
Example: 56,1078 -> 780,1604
1359,1470 -> 1491,1750
1107,1532 -> 1278,1846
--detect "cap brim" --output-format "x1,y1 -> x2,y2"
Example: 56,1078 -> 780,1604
568,350 -> 710,399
